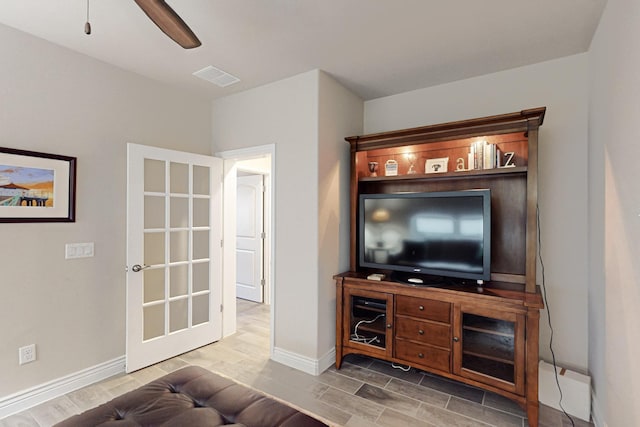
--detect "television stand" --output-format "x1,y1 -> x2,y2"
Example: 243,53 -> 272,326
335,272 -> 543,427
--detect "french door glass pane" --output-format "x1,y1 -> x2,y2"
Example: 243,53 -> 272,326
170,299 -> 188,332
193,262 -> 209,293
143,305 -> 164,340
170,162 -> 189,194
193,294 -> 209,326
144,159 -> 165,193
193,198 -> 209,227
193,165 -> 210,195
170,197 -> 189,228
143,268 -> 165,303
193,230 -> 209,259
144,232 -> 165,265
144,196 -> 165,229
170,231 -> 189,262
170,264 -> 188,297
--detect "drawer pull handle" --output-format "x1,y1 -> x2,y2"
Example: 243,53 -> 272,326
419,305 -> 424,311
418,329 -> 424,335
418,353 -> 424,358
386,324 -> 392,329
453,337 -> 459,342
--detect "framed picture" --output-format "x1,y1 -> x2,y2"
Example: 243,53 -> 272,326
0,147 -> 76,222
425,157 -> 449,174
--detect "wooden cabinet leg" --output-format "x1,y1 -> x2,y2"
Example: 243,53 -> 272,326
335,277 -> 344,370
526,401 -> 539,427
525,308 -> 541,427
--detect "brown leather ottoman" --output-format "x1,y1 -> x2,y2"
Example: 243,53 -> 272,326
54,366 -> 328,426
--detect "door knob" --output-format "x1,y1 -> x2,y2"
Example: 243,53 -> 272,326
131,264 -> 149,272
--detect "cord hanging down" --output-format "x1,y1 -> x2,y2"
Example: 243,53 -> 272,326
537,205 -> 575,427
84,0 -> 92,35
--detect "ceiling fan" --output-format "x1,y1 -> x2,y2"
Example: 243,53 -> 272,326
85,0 -> 201,49
134,0 -> 201,49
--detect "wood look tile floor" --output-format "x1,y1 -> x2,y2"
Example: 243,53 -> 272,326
1,299 -> 593,427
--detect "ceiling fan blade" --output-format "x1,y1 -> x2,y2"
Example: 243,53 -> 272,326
134,0 -> 201,49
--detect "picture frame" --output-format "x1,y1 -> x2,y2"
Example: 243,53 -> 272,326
0,147 -> 76,222
425,157 -> 449,174
384,159 -> 398,176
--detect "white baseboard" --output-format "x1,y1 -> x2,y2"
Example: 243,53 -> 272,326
0,356 -> 125,420
317,347 -> 336,374
272,347 -> 335,376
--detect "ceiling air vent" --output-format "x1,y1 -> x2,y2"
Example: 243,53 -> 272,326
193,66 -> 240,87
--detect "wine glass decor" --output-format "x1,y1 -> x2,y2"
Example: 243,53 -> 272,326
406,153 -> 417,174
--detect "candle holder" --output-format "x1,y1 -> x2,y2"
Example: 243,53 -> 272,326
368,161 -> 379,177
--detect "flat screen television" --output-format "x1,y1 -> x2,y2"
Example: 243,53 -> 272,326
359,189 -> 491,284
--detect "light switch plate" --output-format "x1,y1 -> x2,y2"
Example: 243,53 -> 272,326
65,243 -> 94,259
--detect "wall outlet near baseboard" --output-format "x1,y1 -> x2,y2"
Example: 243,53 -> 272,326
19,344 -> 36,365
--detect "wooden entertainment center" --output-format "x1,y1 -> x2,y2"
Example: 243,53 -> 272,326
334,108 -> 546,426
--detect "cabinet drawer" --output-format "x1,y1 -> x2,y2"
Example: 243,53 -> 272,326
395,316 -> 450,348
395,339 -> 450,372
396,295 -> 451,323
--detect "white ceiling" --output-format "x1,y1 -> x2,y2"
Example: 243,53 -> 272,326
0,0 -> 606,101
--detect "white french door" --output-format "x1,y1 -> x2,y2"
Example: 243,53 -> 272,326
126,143 -> 222,373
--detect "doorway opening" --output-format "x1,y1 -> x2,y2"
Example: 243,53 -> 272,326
216,144 -> 275,356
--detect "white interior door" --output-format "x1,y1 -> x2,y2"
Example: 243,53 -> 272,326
236,174 -> 264,302
126,143 -> 222,373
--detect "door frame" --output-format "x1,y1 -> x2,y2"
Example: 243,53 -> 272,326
216,144 -> 276,356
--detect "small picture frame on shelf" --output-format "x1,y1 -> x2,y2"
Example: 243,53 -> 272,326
384,159 -> 398,176
425,157 -> 448,174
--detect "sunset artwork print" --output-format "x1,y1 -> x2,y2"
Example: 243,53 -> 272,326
0,147 -> 76,222
0,165 -> 55,208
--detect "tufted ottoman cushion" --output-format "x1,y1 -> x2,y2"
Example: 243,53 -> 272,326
54,366 -> 328,427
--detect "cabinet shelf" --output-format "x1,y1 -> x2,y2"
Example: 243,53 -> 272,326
462,329 -> 515,364
353,304 -> 386,314
462,355 -> 515,384
359,166 -> 527,183
351,316 -> 386,335
463,314 -> 515,338
349,315 -> 387,349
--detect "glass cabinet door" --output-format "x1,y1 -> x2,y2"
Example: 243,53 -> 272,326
343,287 -> 393,358
454,305 -> 525,394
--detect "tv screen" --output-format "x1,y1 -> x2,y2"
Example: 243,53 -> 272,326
359,190 -> 491,283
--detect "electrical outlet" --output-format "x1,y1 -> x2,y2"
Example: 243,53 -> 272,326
19,344 -> 36,365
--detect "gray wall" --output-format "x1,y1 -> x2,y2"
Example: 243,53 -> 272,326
0,23 -> 213,397
317,72 -> 363,361
211,70 -> 363,368
589,0 -> 640,424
